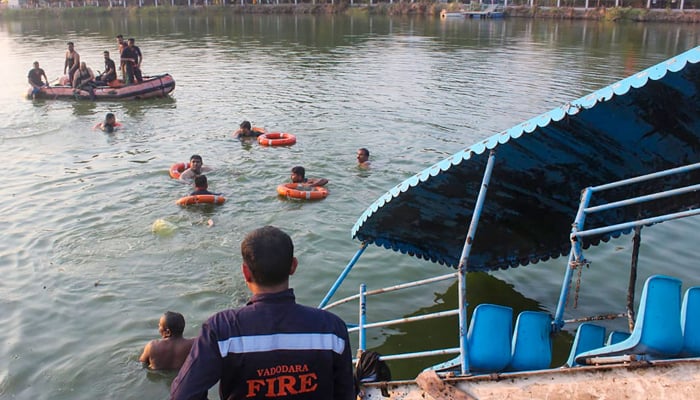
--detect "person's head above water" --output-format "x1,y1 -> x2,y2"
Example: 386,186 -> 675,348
291,166 -> 306,183
240,120 -> 252,131
189,155 -> 204,173
194,174 -> 208,190
357,148 -> 370,164
160,311 -> 186,338
104,113 -> 116,125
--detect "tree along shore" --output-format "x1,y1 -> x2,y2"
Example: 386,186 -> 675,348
2,3 -> 699,23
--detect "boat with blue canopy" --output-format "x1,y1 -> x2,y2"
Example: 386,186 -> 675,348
321,46 -> 700,398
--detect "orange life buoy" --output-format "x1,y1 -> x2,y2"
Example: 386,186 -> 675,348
176,194 -> 226,206
276,183 -> 328,200
258,132 -> 297,146
233,126 -> 267,138
169,162 -> 188,179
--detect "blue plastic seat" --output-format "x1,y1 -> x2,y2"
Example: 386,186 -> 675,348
508,311 -> 552,371
606,331 -> 631,346
681,286 -> 700,356
575,275 -> 683,364
467,303 -> 513,372
565,323 -> 606,367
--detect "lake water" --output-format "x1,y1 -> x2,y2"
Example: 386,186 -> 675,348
1,12 -> 700,398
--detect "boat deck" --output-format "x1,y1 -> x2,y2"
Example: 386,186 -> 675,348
360,358 -> 700,399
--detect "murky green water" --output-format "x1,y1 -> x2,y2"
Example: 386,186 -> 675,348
1,13 -> 699,397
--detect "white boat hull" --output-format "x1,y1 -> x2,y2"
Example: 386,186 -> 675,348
359,358 -> 700,399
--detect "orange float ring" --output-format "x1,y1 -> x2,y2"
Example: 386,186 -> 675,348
258,132 -> 297,146
233,126 -> 267,138
169,162 -> 188,179
276,183 -> 328,200
176,194 -> 226,206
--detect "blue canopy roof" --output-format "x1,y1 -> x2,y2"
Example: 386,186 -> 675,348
352,46 -> 700,272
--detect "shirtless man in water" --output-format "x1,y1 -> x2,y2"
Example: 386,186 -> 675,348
233,120 -> 263,139
357,148 -> 371,168
291,166 -> 328,187
139,311 -> 194,370
179,154 -> 213,183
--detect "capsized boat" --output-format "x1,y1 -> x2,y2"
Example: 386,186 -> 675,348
28,74 -> 175,100
320,46 -> 700,398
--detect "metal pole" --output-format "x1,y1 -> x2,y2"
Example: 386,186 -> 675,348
319,243 -> 368,308
626,226 -> 642,332
554,187 -> 593,330
359,283 -> 367,351
458,149 -> 497,376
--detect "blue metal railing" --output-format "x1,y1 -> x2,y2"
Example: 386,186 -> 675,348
554,162 -> 700,329
324,271 -> 461,363
322,150 -> 498,373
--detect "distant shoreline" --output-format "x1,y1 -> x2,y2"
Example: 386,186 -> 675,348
1,3 -> 699,23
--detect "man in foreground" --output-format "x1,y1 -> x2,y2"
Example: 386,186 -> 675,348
170,226 -> 354,400
140,311 -> 195,370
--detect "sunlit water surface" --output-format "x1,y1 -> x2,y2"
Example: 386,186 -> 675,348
1,13 -> 699,397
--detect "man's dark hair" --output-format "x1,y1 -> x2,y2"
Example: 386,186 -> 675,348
67,41 -> 74,46
241,226 -> 294,286
163,311 -> 186,337
190,154 -> 203,163
116,34 -> 123,39
105,112 -> 115,120
194,175 -> 207,189
128,38 -> 135,44
291,166 -> 305,179
104,51 -> 110,56
359,148 -> 370,157
240,120 -> 251,130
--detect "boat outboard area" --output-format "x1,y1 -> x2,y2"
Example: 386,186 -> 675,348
320,46 -> 700,398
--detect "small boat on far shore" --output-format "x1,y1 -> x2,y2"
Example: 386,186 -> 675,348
440,3 -> 505,19
28,73 -> 175,101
